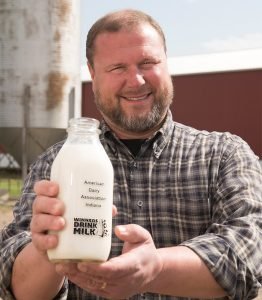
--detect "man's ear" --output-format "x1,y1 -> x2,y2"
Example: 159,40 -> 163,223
87,63 -> 95,80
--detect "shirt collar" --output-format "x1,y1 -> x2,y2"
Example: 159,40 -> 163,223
100,109 -> 174,158
151,110 -> 174,158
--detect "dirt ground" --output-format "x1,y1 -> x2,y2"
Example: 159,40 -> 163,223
0,205 -> 261,299
0,204 -> 14,229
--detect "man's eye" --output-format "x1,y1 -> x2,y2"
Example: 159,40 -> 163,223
141,61 -> 155,68
110,66 -> 124,73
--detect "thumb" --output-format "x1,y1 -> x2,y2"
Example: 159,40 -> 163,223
114,224 -> 151,244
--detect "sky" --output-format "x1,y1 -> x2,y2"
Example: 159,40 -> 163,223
80,0 -> 262,65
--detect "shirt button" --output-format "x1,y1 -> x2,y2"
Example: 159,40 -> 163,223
137,200 -> 143,207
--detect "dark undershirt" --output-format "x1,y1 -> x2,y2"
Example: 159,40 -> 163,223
120,139 -> 146,156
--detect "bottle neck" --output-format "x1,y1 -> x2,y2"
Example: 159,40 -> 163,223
66,117 -> 101,144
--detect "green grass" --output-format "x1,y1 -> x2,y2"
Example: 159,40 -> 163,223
0,178 -> 22,199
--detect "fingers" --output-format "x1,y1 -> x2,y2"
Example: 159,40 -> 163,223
31,213 -> 65,233
34,180 -> 59,197
30,212 -> 65,251
32,232 -> 59,251
76,224 -> 152,274
33,180 -> 65,216
112,204 -> 117,217
31,180 -> 65,253
31,180 -> 117,256
56,263 -> 111,297
115,224 -> 151,244
32,195 -> 64,216
74,224 -> 157,298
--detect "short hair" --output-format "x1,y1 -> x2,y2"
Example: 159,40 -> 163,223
86,9 -> 167,67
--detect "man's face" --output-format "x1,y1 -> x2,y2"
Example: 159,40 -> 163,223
88,24 -> 173,138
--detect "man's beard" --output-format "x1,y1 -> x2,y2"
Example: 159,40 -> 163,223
94,81 -> 173,133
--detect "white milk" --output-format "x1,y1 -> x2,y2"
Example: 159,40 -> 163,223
47,118 -> 114,262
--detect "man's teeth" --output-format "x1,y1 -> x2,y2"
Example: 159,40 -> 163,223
125,94 -> 149,101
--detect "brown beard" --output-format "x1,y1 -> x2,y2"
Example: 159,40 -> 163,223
93,79 -> 173,133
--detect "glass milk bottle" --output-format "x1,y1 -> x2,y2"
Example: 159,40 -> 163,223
47,117 -> 114,262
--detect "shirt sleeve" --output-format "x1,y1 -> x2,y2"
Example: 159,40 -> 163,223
181,136 -> 262,299
0,143 -> 69,299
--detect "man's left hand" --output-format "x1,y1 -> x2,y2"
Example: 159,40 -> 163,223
55,224 -> 163,299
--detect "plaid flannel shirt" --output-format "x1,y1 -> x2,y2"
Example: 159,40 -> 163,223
1,111 -> 261,300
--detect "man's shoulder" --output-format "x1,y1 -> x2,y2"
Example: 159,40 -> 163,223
30,140 -> 66,168
172,121 -> 252,159
173,121 -> 245,144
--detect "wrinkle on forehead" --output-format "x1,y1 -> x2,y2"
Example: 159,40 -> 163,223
95,24 -> 164,52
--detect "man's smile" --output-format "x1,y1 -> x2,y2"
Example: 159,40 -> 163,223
121,92 -> 152,101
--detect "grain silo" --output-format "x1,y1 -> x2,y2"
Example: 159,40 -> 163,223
0,0 -> 81,178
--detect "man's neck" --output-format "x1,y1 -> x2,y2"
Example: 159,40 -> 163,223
102,114 -> 167,140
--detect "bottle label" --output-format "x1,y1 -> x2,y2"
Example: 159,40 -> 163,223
80,180 -> 107,208
73,218 -> 109,237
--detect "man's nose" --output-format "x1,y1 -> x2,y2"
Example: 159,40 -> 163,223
126,67 -> 145,88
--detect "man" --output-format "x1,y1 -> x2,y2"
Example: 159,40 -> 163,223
1,9 -> 261,300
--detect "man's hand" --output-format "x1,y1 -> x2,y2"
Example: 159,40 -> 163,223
55,224 -> 163,299
30,180 -> 66,257
31,180 -> 161,299
12,180 -> 66,299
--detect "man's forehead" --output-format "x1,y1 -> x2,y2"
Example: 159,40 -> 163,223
94,25 -> 163,48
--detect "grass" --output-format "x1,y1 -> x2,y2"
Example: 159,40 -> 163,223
0,178 -> 22,199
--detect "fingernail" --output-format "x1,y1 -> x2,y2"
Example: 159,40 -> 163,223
117,225 -> 127,234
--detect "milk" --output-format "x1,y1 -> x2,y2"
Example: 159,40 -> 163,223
47,118 -> 114,262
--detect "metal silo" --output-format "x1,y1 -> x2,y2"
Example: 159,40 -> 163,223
0,0 -> 81,178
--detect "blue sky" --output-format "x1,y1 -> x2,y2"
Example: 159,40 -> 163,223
80,0 -> 262,65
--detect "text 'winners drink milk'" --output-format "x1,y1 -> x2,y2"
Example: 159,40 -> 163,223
47,117 -> 114,262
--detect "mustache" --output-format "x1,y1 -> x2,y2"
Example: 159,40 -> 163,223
120,86 -> 153,96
